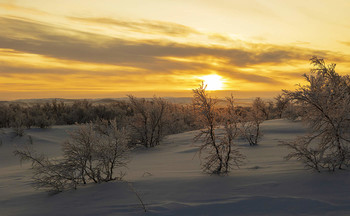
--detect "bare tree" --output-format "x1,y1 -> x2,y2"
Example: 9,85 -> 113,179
11,112 -> 26,137
274,94 -> 290,118
238,98 -> 265,146
282,136 -> 325,172
193,84 -> 244,174
14,121 -> 130,193
63,123 -> 99,184
63,121 -> 130,183
252,97 -> 270,120
14,147 -> 78,193
94,120 -> 130,181
128,96 -> 167,148
221,95 -> 246,171
283,57 -> 350,171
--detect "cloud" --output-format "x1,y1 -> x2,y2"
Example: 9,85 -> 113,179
0,17 -> 338,65
0,16 -> 346,89
0,3 -> 49,16
339,41 -> 350,47
68,16 -> 199,37
219,69 -> 283,85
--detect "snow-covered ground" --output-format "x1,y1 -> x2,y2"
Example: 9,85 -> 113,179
1,119 -> 350,216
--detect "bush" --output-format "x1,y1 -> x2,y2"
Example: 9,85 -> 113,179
193,84 -> 244,174
14,120 -> 130,193
237,98 -> 265,146
10,112 -> 26,137
283,57 -> 350,171
128,96 -> 167,148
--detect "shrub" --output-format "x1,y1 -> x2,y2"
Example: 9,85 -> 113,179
14,121 -> 130,193
283,57 -> 350,171
193,84 -> 244,174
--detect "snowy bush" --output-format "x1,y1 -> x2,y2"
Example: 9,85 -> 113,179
14,120 -> 130,193
283,57 -> 350,171
162,103 -> 203,135
193,84 -> 244,174
274,94 -> 290,119
251,97 -> 270,120
10,112 -> 26,137
238,98 -> 265,146
128,95 -> 167,148
14,148 -> 79,192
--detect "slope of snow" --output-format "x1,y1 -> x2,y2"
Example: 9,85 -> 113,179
1,119 -> 350,216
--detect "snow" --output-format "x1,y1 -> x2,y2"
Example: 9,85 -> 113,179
1,119 -> 350,216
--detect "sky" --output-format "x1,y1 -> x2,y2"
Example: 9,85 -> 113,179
1,0 -> 350,100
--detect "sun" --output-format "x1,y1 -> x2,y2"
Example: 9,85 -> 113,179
200,74 -> 224,90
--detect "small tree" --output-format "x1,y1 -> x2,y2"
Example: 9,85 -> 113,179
14,147 -> 78,193
222,95 -> 246,171
193,84 -> 244,174
14,121 -> 130,193
252,97 -> 270,120
274,94 -> 290,118
63,123 -> 100,184
94,120 -> 130,181
63,121 -> 130,183
128,96 -> 167,148
283,57 -> 350,171
11,112 -> 26,137
239,98 -> 265,146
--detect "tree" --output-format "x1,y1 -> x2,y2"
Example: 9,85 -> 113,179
63,121 -> 130,183
14,146 -> 78,193
274,94 -> 290,118
239,98 -> 265,146
128,96 -> 167,148
14,121 -> 130,193
222,95 -> 246,171
252,97 -> 270,120
93,120 -> 130,181
63,123 -> 100,184
283,57 -> 350,171
10,112 -> 26,136
193,84 -> 244,174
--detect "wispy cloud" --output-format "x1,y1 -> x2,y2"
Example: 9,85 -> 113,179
0,17 -> 337,66
0,16 -> 347,98
339,41 -> 350,47
68,16 -> 199,37
0,3 -> 49,16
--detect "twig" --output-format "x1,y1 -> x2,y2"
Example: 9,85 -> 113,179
127,182 -> 147,212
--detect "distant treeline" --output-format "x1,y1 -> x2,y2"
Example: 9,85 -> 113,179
0,96 -> 298,128
1,97 -> 202,132
0,95 -> 300,142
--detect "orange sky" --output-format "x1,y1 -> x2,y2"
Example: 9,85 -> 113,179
1,0 -> 350,100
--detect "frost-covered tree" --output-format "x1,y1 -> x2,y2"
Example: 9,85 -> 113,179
94,120 -> 129,181
10,112 -> 26,136
128,96 -> 167,148
63,121 -> 130,183
283,57 -> 350,171
274,94 -> 290,119
14,146 -> 78,193
221,95 -> 246,171
239,98 -> 265,146
14,121 -> 130,193
252,97 -> 270,120
193,84 -> 244,174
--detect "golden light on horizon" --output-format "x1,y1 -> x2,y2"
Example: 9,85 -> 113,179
200,74 -> 224,91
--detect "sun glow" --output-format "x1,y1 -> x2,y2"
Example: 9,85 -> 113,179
200,74 -> 224,90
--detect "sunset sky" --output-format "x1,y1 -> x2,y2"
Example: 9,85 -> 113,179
1,0 -> 350,100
